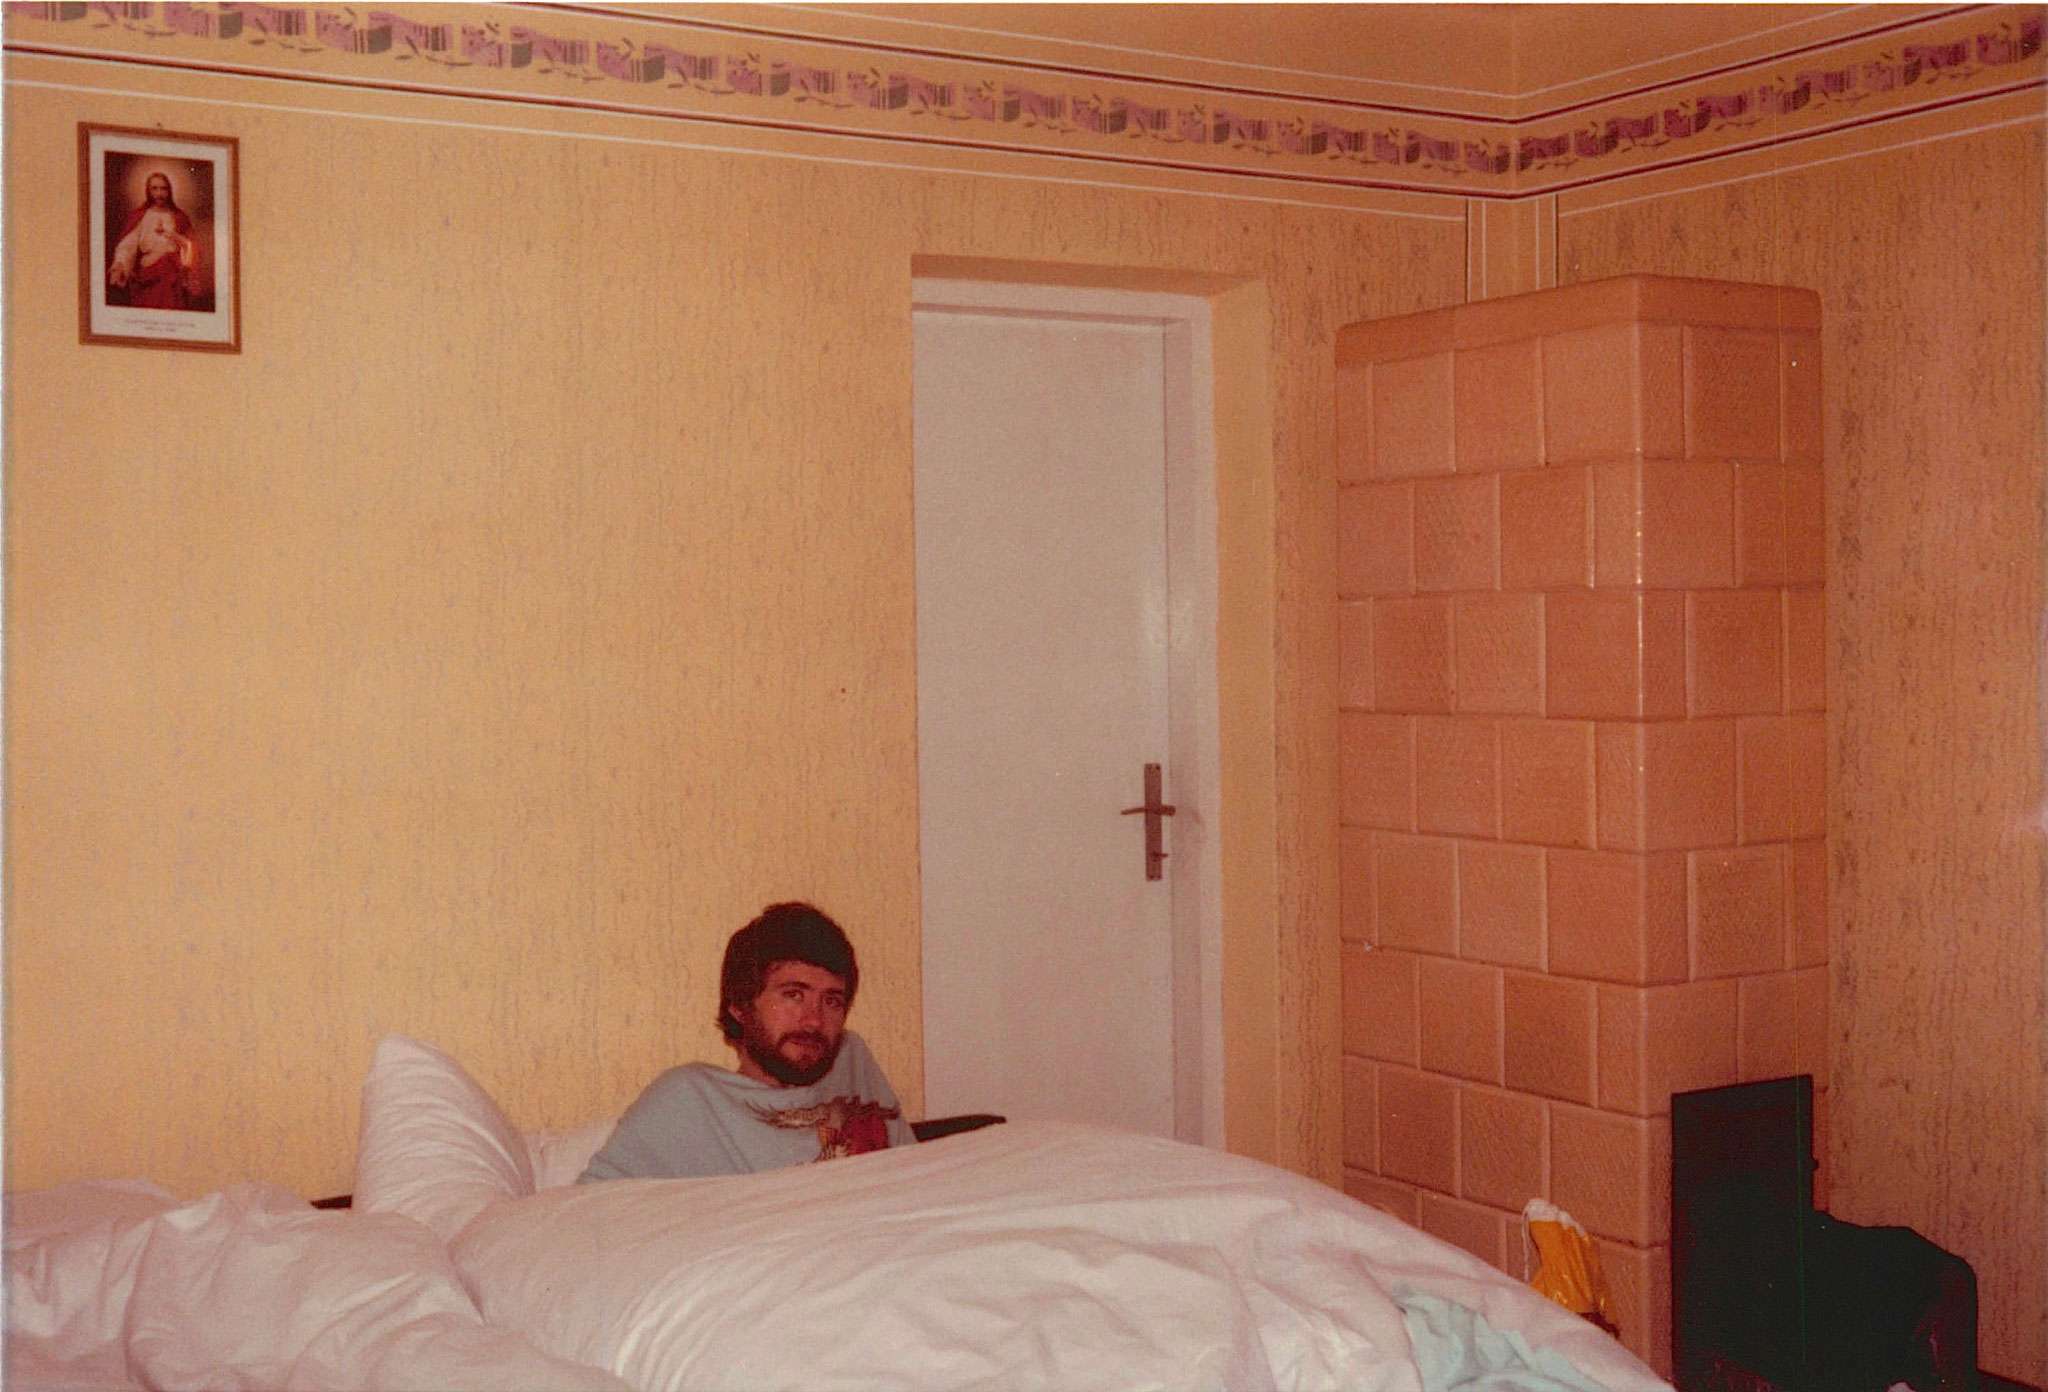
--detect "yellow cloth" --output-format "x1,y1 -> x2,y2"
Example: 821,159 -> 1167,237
1524,1202 -> 1617,1332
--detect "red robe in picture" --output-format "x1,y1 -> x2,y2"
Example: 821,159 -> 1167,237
108,174 -> 199,310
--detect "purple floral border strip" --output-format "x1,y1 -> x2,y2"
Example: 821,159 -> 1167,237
1517,15 -> 2043,176
7,1 -> 2043,190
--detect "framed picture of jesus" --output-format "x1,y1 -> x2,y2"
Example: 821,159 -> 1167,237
79,124 -> 240,352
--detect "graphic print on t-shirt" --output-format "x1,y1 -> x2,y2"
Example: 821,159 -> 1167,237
751,1096 -> 902,1161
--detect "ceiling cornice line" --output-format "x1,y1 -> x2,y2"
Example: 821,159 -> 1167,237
6,2 -> 2040,202
1509,4 -> 1987,122
1511,3 -> 1896,102
773,1 -> 1523,101
511,3 -> 2000,126
1530,73 -> 2045,199
5,37 -> 1529,199
509,2 -> 1524,121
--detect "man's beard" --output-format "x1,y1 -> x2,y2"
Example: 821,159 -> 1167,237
742,1022 -> 842,1087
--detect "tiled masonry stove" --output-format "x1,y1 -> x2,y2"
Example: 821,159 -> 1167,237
1334,275 -> 1824,1376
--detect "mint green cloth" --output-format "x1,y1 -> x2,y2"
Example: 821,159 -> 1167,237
1396,1286 -> 1616,1392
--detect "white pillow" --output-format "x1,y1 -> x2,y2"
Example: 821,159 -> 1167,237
353,1036 -> 534,1244
525,1117 -> 618,1193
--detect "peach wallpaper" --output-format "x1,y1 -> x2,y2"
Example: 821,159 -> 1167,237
3,3 -> 1467,1209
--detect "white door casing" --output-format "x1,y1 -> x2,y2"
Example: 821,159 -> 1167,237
912,278 -> 1221,1146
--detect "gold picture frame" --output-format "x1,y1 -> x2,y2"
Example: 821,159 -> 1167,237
80,123 -> 240,352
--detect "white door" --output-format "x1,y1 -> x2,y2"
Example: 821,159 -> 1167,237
912,280 -> 1221,1145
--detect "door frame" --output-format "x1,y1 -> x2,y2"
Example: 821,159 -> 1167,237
911,277 -> 1225,1147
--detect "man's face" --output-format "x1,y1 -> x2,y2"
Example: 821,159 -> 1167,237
731,960 -> 848,1087
146,174 -> 171,207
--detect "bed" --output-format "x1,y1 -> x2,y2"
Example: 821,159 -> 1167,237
6,1036 -> 1672,1392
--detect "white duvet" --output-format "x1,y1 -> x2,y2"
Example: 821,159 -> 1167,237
6,1121 -> 1669,1392
452,1121 -> 1667,1392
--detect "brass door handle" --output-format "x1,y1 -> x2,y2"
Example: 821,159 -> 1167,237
1119,762 -> 1176,880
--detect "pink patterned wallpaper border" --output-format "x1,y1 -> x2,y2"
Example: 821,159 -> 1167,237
6,1 -> 2043,197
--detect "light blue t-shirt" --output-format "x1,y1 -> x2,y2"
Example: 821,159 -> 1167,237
578,1032 -> 917,1182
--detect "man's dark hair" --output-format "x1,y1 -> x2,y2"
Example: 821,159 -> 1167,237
718,901 -> 859,1041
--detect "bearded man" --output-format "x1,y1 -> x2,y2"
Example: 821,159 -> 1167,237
578,902 -> 916,1181
107,171 -> 200,310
